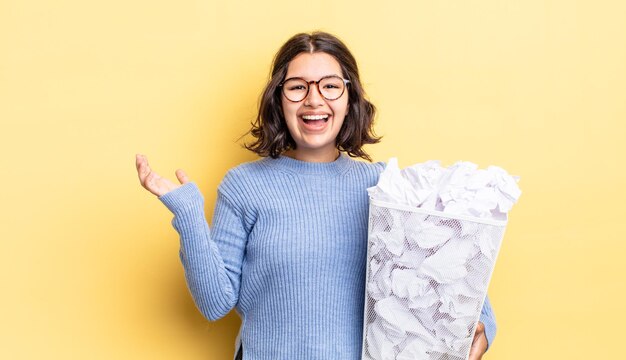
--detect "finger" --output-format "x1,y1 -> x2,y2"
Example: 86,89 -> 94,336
144,170 -> 156,189
476,322 -> 485,332
468,337 -> 487,360
136,155 -> 152,184
468,328 -> 488,360
144,170 -> 163,196
472,322 -> 485,345
135,154 -> 143,170
136,154 -> 149,172
175,169 -> 190,184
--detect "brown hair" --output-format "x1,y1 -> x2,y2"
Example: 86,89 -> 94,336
244,31 -> 381,161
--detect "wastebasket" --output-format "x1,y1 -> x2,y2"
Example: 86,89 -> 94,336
362,198 -> 507,360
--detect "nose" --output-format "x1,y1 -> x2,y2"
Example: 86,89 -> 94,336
304,82 -> 324,107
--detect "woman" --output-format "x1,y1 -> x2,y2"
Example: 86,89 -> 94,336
136,32 -> 495,360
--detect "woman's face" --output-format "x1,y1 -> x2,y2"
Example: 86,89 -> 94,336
281,52 -> 349,162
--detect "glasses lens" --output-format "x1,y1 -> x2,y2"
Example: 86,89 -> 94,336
319,76 -> 345,100
282,78 -> 308,102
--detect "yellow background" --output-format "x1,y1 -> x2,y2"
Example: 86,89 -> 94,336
1,0 -> 624,359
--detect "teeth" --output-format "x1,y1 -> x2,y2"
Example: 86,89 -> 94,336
302,114 -> 329,120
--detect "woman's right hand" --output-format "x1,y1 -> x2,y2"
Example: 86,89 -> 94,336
135,154 -> 190,197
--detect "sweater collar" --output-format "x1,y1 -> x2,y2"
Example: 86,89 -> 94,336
267,151 -> 353,176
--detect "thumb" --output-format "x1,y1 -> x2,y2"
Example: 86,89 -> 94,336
175,169 -> 190,184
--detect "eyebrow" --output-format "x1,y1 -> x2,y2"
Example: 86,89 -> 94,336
284,74 -> 342,81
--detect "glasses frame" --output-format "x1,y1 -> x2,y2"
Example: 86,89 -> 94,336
279,75 -> 351,103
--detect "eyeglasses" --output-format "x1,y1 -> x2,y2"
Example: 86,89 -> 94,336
279,75 -> 350,102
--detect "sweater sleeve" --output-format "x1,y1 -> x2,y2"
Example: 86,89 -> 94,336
158,181 -> 250,321
479,294 -> 497,350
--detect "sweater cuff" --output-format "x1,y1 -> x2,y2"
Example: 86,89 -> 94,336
158,182 -> 205,214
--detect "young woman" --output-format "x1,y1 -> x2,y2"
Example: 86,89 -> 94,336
136,32 -> 496,360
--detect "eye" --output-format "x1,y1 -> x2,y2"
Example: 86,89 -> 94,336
288,85 -> 306,91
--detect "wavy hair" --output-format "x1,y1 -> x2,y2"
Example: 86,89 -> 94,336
244,31 -> 381,161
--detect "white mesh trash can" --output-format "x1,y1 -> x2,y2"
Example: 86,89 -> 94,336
362,199 -> 507,360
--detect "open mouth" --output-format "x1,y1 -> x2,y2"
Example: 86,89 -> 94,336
301,114 -> 329,127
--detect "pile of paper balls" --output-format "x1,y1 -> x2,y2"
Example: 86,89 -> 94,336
363,159 -> 521,360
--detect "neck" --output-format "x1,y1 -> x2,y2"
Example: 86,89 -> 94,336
284,148 -> 340,163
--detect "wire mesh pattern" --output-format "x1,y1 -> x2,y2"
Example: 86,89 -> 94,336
362,202 -> 506,360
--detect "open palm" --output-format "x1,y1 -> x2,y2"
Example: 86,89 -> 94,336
135,154 -> 190,197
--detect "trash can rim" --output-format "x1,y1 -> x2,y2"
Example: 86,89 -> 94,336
369,198 -> 508,226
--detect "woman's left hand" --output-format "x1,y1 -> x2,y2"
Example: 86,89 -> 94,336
468,322 -> 488,360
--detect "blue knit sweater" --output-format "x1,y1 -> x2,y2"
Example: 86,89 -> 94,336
159,152 -> 497,359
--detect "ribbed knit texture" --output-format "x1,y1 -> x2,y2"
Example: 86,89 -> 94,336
159,152 -> 497,359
